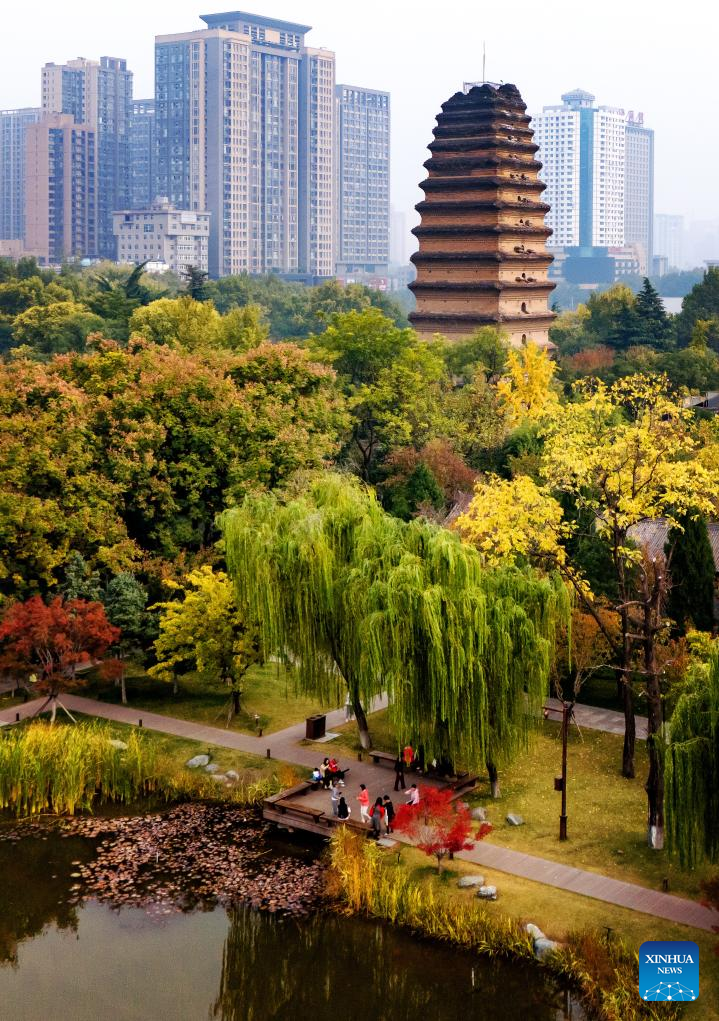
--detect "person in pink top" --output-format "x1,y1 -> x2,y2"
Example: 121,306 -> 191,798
357,783 -> 370,823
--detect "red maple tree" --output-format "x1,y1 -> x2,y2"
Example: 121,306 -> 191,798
393,786 -> 474,872
0,596 -> 119,716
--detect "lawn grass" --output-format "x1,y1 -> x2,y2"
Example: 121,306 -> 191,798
335,708 -> 715,900
82,661 -> 332,736
395,844 -> 719,1021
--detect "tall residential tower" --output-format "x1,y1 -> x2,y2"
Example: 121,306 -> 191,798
0,108 -> 40,241
41,56 -> 133,258
129,99 -> 157,209
335,84 -> 390,276
155,11 -> 335,278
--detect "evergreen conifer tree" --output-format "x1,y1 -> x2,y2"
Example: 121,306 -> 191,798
634,277 -> 671,347
665,514 -> 716,633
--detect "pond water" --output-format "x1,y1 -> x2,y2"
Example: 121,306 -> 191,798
0,823 -> 582,1021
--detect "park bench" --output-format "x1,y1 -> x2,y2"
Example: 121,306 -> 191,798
447,773 -> 480,795
370,750 -> 396,767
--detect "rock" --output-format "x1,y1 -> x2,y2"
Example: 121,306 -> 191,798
186,754 -> 210,768
534,937 -> 560,961
210,774 -> 228,783
108,739 -> 128,750
476,885 -> 497,900
470,806 -> 488,822
457,874 -> 485,888
525,923 -> 545,941
225,770 -> 240,781
506,813 -> 524,826
205,763 -> 220,773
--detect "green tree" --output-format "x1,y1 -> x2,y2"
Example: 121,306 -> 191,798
585,284 -> 636,346
60,552 -> 102,602
665,514 -> 716,634
676,267 -> 719,349
664,647 -> 719,866
222,473 -> 564,773
634,277 -> 672,347
102,572 -> 149,704
149,566 -> 259,714
219,304 -> 269,350
441,327 -> 508,382
308,308 -> 448,479
129,296 -> 222,349
383,461 -> 444,521
183,264 -> 209,302
11,301 -> 104,355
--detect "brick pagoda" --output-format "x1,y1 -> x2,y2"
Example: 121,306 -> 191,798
409,83 -> 556,346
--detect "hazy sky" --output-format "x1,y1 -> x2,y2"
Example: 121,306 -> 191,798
2,0 -> 716,224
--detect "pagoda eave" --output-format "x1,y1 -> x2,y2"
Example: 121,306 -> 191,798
408,281 -> 556,294
419,177 -> 547,193
412,225 -> 552,239
424,156 -> 543,173
411,251 -> 554,265
414,199 -> 551,214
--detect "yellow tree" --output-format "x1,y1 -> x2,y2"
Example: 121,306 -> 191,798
496,342 -> 560,426
149,567 -> 260,718
458,374 -> 719,849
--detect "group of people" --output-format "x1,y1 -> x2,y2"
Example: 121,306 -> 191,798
311,757 -> 347,789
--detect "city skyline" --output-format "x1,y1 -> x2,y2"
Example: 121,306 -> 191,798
0,0 -> 713,230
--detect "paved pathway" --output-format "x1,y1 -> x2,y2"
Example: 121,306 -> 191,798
545,697 -> 648,739
2,692 -> 716,932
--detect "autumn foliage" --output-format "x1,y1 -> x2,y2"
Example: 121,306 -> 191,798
0,596 -> 119,698
392,786 -> 474,872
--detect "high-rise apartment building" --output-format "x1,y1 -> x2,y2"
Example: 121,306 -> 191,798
335,85 -> 390,274
42,56 -> 133,258
0,107 -> 40,240
625,112 -> 654,273
129,99 -> 156,209
24,113 -> 96,263
533,89 -> 655,273
654,214 -> 684,271
300,49 -> 336,277
155,11 -> 335,279
533,89 -> 625,249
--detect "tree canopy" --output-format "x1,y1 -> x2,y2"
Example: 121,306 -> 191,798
222,473 -> 566,770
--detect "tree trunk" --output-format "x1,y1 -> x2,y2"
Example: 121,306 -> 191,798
50,696 -> 57,724
620,675 -> 636,779
232,688 -> 241,716
487,760 -> 501,799
352,693 -> 372,750
172,677 -> 178,696
120,667 -> 127,706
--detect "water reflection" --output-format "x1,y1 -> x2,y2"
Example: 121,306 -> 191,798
213,908 -> 572,1021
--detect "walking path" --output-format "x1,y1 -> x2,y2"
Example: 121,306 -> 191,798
1,693 -> 716,932
545,697 -> 648,739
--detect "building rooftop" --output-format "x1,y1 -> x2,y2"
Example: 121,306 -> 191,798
200,11 -> 311,35
627,517 -> 719,571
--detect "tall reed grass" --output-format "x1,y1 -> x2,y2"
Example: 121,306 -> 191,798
0,721 -> 157,816
329,829 -> 681,1021
0,721 -> 281,816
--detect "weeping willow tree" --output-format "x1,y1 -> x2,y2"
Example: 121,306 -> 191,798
664,650 -> 719,867
221,473 -> 567,776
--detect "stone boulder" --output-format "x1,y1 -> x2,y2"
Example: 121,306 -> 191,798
205,763 -> 220,773
210,773 -> 228,783
186,754 -> 211,768
225,770 -> 240,781
458,874 -> 486,888
506,813 -> 524,826
108,739 -> 128,751
476,885 -> 497,900
534,937 -> 560,961
470,806 -> 488,822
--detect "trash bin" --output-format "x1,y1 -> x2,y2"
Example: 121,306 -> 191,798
305,714 -> 326,740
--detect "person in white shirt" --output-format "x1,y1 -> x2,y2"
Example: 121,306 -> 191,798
406,784 -> 420,807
